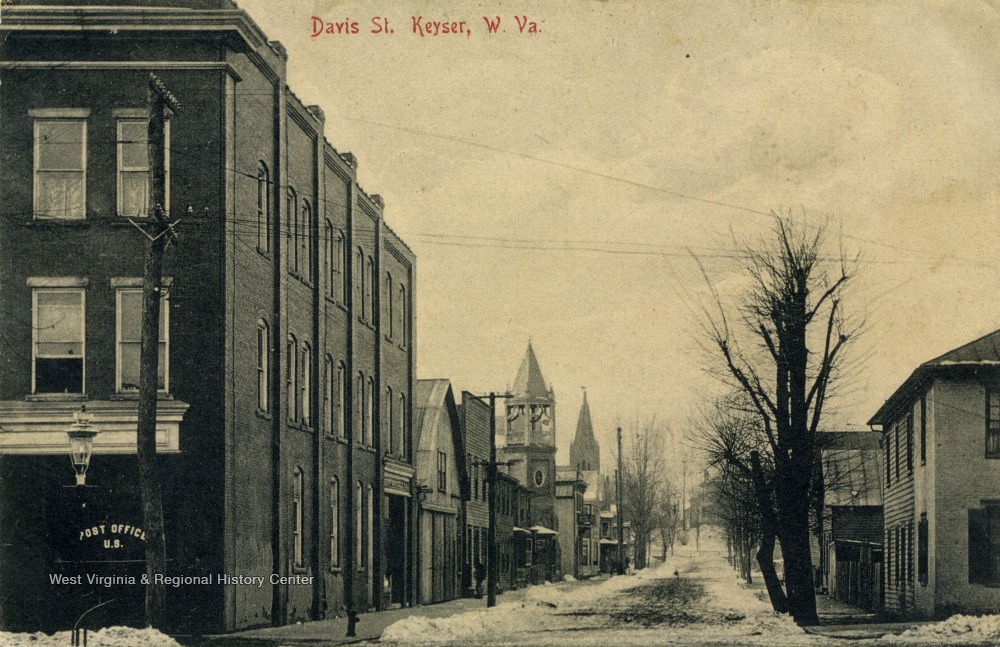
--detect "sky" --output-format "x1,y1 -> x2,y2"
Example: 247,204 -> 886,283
237,0 -> 1000,474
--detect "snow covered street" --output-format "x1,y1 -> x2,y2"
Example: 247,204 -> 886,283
376,539 -> 1000,647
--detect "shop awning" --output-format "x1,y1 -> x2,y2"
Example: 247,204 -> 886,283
530,525 -> 558,536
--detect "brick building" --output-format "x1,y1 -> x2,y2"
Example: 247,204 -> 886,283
869,329 -> 1000,617
0,0 -> 416,633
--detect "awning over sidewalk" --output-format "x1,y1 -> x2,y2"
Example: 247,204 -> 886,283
530,525 -> 558,536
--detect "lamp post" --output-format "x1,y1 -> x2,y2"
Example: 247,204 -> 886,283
66,406 -> 99,487
616,426 -> 623,575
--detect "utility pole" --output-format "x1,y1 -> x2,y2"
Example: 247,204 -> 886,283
616,426 -> 623,575
469,392 -> 514,608
135,73 -> 180,628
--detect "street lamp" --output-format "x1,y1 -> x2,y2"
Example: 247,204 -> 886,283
66,405 -> 99,486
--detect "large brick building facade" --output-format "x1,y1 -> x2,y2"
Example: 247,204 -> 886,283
0,0 -> 416,633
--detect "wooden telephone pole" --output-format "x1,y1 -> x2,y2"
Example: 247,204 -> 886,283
135,73 -> 180,628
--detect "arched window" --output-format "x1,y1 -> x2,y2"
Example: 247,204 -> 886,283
400,285 -> 408,348
385,273 -> 394,339
286,334 -> 298,422
286,187 -> 298,275
301,199 -> 312,283
330,477 -> 340,568
337,361 -> 346,438
366,484 -> 374,572
356,481 -> 364,567
338,232 -> 347,303
357,247 -> 366,320
301,341 -> 311,426
293,467 -> 304,568
366,376 -> 375,447
356,371 -> 365,444
257,319 -> 269,412
385,386 -> 394,455
257,162 -> 270,254
324,355 -> 333,434
324,220 -> 335,299
398,393 -> 406,460
367,257 -> 376,325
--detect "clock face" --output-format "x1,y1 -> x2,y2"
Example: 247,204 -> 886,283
533,468 -> 546,488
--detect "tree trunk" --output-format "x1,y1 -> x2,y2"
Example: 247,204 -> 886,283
756,529 -> 786,612
777,496 -> 819,626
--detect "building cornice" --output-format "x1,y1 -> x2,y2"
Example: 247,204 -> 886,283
0,60 -> 243,81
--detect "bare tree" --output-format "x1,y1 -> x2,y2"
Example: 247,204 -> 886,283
619,421 -> 671,570
697,215 -> 856,626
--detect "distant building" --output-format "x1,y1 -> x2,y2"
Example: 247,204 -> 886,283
499,342 -> 559,581
869,329 -> 1000,617
413,380 -> 467,604
814,431 -> 884,613
458,391 -> 490,596
564,390 -> 601,577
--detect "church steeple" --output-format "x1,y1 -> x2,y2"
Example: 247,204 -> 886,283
570,388 -> 600,473
505,341 -> 555,447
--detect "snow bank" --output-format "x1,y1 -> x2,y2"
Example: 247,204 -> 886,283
883,614 -> 1000,644
0,626 -> 180,647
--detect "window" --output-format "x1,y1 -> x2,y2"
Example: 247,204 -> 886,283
437,451 -> 447,492
337,231 -> 347,302
885,431 -> 892,487
399,393 -> 406,459
920,396 -> 927,465
117,116 -> 169,218
330,477 -> 340,568
526,538 -> 533,566
324,355 -> 333,434
356,372 -> 365,443
357,247 -> 366,320
987,388 -> 1000,459
906,409 -> 914,473
301,200 -> 312,283
366,377 -> 375,447
969,503 -> 1000,585
287,187 -> 298,275
918,514 -> 928,586
400,285 -> 408,347
366,484 -> 374,573
287,334 -> 298,422
386,386 -> 394,455
33,287 -> 85,393
257,162 -> 271,254
356,481 -> 364,569
257,320 -> 269,412
33,111 -> 88,220
337,362 -> 346,438
386,273 -> 394,339
301,341 -> 311,426
115,286 -> 168,393
895,418 -> 901,481
367,257 -> 376,324
293,468 -> 304,568
324,220 -> 335,298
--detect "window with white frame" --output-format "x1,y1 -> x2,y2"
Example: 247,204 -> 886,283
398,393 -> 406,459
324,354 -> 333,434
301,200 -> 312,283
324,220 -> 335,299
116,284 -> 168,393
32,110 -> 88,220
257,319 -> 269,412
399,285 -> 408,347
367,257 -> 375,324
385,272 -> 394,339
287,187 -> 298,275
33,285 -> 85,393
366,484 -> 374,573
356,481 -> 364,568
116,113 -> 169,218
357,371 -> 365,444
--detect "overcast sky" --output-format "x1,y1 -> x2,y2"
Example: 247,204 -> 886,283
238,0 -> 1000,472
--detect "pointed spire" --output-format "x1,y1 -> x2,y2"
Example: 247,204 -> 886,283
574,388 -> 596,442
511,341 -> 550,400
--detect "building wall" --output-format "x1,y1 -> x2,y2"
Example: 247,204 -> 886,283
932,380 -> 1000,614
882,395 -> 918,616
0,3 -> 417,632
